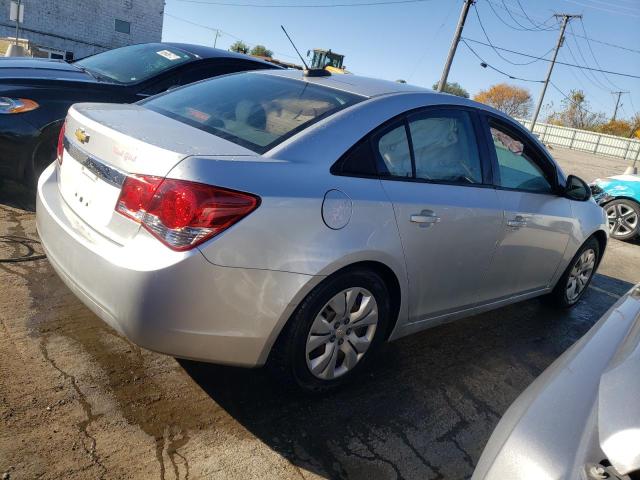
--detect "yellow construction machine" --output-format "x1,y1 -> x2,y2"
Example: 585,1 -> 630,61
308,49 -> 349,74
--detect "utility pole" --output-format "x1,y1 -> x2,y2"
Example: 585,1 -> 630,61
437,0 -> 474,93
611,91 -> 628,121
530,13 -> 582,133
213,29 -> 221,48
14,0 -> 22,46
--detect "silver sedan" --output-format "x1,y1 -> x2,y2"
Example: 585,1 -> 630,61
36,69 -> 608,392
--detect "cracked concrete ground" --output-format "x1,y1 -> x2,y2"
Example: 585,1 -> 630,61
1,147 -> 639,480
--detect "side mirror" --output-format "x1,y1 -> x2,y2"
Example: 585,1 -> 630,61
564,175 -> 591,201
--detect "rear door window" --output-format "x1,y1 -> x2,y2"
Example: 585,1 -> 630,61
143,73 -> 364,153
408,110 -> 482,184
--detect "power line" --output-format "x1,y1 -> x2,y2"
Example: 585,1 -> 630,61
577,18 -> 624,91
436,0 -> 475,92
473,4 -> 554,65
567,22 -> 612,91
460,39 -> 544,83
175,0 -> 432,7
549,81 -> 601,116
629,94 -> 637,115
530,13 -> 581,132
164,12 -> 299,60
561,0 -> 640,17
488,0 -> 640,54
499,0 -> 555,31
557,49 -> 610,112
566,32 -> 640,55
462,37 -> 640,79
513,0 -> 556,30
407,0 -> 457,81
563,28 -> 611,91
484,0 -> 557,31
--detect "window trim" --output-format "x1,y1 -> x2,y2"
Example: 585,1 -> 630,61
331,105 -> 495,189
481,113 -> 561,195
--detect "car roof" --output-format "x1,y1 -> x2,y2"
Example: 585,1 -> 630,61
256,68 -> 429,98
253,69 -> 515,118
162,42 -> 280,68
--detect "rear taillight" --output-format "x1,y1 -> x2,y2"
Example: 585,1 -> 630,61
116,175 -> 260,251
56,121 -> 66,165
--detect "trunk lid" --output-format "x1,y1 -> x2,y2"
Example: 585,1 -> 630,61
59,103 -> 256,244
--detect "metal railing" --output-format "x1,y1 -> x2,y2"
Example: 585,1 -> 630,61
517,119 -> 640,164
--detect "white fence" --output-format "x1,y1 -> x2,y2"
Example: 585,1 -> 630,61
517,119 -> 640,163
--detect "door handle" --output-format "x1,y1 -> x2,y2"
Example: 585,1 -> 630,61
507,215 -> 528,228
410,210 -> 441,226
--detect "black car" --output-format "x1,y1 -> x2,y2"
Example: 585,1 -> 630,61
0,42 -> 279,187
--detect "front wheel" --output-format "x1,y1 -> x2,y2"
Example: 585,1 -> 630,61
547,237 -> 600,308
269,269 -> 390,393
605,199 -> 640,241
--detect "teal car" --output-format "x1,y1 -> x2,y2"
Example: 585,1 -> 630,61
591,174 -> 640,240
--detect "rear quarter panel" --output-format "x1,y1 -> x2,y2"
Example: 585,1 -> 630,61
168,155 -> 410,336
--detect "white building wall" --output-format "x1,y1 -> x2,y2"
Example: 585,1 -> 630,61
0,0 -> 164,58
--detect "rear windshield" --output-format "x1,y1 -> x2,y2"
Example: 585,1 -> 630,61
142,73 -> 364,153
75,44 -> 195,84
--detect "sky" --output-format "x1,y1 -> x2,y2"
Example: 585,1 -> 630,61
162,0 -> 640,121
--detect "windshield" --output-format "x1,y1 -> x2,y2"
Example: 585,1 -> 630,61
142,73 -> 364,153
75,44 -> 196,84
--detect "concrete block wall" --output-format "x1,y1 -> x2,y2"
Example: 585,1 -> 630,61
0,0 -> 164,58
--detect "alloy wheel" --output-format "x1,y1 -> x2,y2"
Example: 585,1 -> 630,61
606,203 -> 638,237
566,248 -> 596,302
305,287 -> 378,380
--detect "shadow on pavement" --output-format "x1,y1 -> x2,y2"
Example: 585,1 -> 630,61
179,273 -> 633,480
0,178 -> 36,212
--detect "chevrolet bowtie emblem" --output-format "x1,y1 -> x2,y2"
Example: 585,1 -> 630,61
75,128 -> 90,144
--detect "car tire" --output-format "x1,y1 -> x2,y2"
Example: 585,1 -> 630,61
605,199 -> 640,241
269,268 -> 390,393
547,237 -> 600,308
26,133 -> 57,191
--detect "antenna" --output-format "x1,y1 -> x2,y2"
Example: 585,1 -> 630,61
281,25 -> 309,70
280,25 -> 330,77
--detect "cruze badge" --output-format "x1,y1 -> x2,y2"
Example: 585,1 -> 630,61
75,128 -> 90,144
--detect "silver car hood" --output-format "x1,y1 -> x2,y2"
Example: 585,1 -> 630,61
473,284 -> 640,479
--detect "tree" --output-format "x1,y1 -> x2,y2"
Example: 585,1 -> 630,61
432,81 -> 469,98
249,45 -> 273,57
229,41 -> 249,54
473,83 -> 532,118
597,119 -> 633,138
629,113 -> 640,139
546,90 -> 605,130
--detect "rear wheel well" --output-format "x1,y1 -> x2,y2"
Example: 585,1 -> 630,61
342,261 -> 402,340
297,261 -> 402,341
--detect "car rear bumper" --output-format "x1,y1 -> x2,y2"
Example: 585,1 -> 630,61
36,163 -> 318,367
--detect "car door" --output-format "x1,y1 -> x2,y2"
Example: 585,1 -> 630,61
479,115 -> 573,300
378,108 -> 503,323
